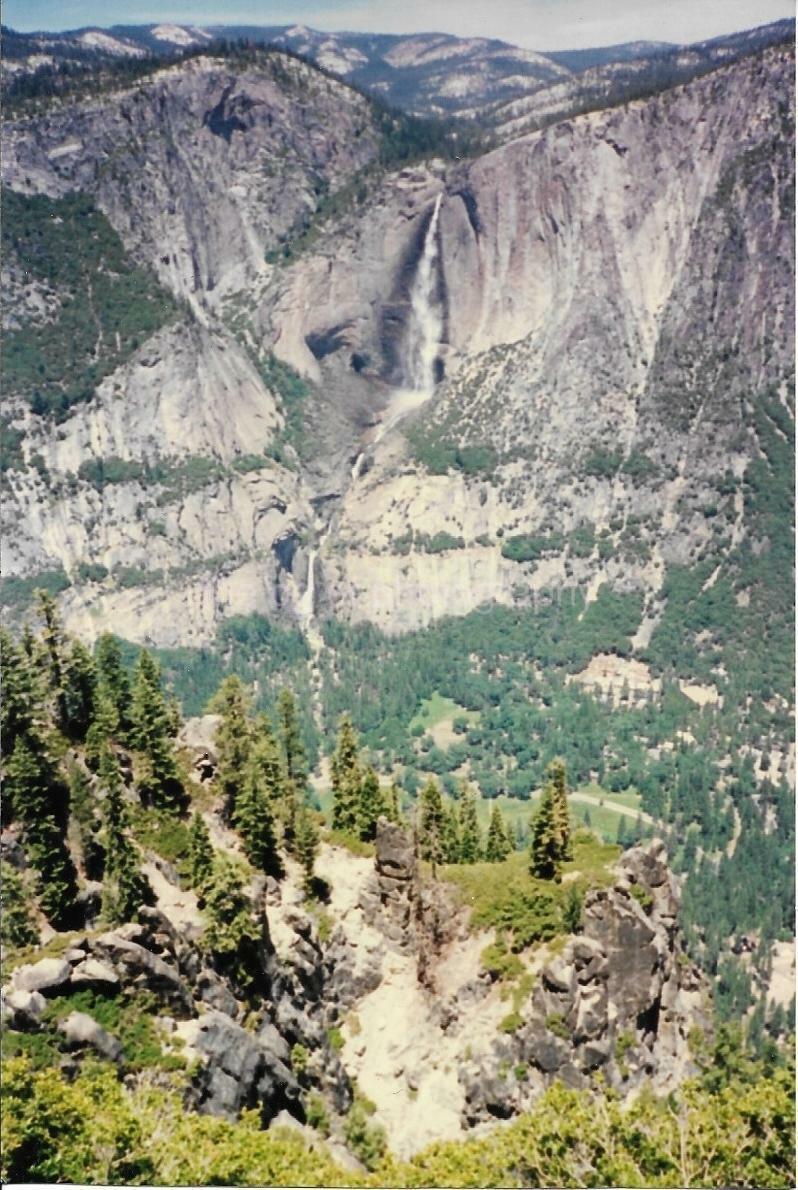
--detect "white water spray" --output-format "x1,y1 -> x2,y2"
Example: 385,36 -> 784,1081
298,548 -> 317,622
404,192 -> 443,396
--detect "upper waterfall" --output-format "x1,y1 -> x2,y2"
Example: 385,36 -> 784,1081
403,193 -> 443,395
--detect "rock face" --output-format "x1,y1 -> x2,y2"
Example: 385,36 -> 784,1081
461,840 -> 707,1125
1,43 -> 792,644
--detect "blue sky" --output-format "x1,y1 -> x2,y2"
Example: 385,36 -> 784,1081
6,0 -> 794,51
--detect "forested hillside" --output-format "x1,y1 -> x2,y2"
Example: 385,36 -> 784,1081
1,593 -> 794,1185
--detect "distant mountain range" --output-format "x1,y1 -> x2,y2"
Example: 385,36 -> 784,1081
3,18 -> 794,125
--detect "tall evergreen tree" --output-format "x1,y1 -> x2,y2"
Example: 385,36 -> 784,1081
530,783 -> 561,881
358,765 -> 385,842
547,759 -> 573,862
99,747 -> 150,925
202,855 -> 261,991
442,803 -> 461,864
385,782 -> 402,823
277,688 -> 307,793
60,640 -> 97,741
5,732 -> 78,927
209,675 -> 253,821
331,714 -> 361,834
85,690 -> 119,770
458,783 -> 482,863
0,862 -> 37,948
130,650 -> 182,810
235,764 -> 280,878
0,628 -> 41,760
94,633 -> 132,737
188,812 -> 214,895
294,805 -> 320,894
419,778 -> 445,876
485,803 -> 512,862
250,714 -> 291,841
34,589 -> 66,713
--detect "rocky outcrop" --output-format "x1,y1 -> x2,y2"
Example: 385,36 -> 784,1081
2,45 -> 792,643
356,818 -> 461,982
461,840 -> 707,1125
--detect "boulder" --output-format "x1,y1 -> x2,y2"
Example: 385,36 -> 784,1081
11,957 -> 72,995
93,934 -> 191,1010
58,1011 -> 123,1061
70,958 -> 120,989
189,1011 -> 300,1122
5,987 -> 47,1025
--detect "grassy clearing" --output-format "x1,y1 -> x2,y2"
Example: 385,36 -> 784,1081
441,831 -> 619,951
409,693 -> 479,736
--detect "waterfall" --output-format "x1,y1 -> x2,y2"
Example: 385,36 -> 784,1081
403,193 -> 443,395
299,548 -> 317,622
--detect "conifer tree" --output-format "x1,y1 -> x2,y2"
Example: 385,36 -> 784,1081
130,650 -> 182,810
385,782 -> 402,823
442,803 -> 461,864
85,690 -> 119,770
331,714 -> 362,834
209,675 -> 253,821
530,783 -> 561,881
60,640 -> 97,740
188,812 -> 214,895
548,758 -> 573,862
358,765 -> 385,841
0,629 -> 41,759
5,732 -> 78,927
202,855 -> 261,990
235,764 -> 280,878
94,633 -> 132,737
35,590 -> 66,710
419,778 -> 445,876
278,688 -> 307,794
294,804 -> 320,893
250,714 -> 292,841
0,862 -> 37,948
100,747 -> 150,925
458,783 -> 482,863
485,803 -> 512,862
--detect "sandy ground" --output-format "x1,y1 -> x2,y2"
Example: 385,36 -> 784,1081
768,941 -> 796,1008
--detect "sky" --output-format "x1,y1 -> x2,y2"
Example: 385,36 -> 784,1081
5,0 -> 795,50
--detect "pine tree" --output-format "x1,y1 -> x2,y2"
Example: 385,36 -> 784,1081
419,778 -> 445,876
250,714 -> 292,842
458,783 -> 482,863
530,784 -> 561,881
235,765 -> 280,878
5,732 -> 79,927
547,759 -> 573,862
130,650 -> 182,810
99,747 -> 150,925
60,640 -> 97,741
85,690 -> 119,770
0,629 -> 41,759
35,589 -> 66,711
485,803 -> 511,862
188,812 -> 214,894
277,687 -> 307,793
294,804 -> 320,893
358,766 -> 385,841
0,862 -> 37,948
209,675 -> 253,821
442,803 -> 461,864
331,714 -> 361,834
202,855 -> 261,990
385,782 -> 402,823
94,633 -> 132,737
